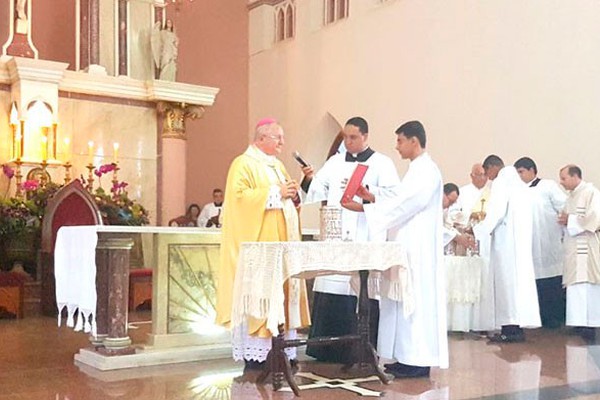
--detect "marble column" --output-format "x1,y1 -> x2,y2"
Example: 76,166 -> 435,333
94,235 -> 135,356
117,0 -> 127,76
79,0 -> 101,72
156,101 -> 205,225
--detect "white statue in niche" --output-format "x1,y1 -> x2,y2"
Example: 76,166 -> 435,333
15,0 -> 28,34
151,19 -> 179,81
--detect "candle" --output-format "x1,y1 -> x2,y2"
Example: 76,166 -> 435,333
41,135 -> 48,161
88,141 -> 94,164
113,142 -> 119,163
15,132 -> 22,159
64,138 -> 71,162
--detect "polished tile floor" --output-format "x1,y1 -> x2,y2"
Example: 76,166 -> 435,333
2,316 -> 600,399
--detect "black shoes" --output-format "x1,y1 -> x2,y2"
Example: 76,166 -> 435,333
487,333 -> 525,343
383,362 -> 430,378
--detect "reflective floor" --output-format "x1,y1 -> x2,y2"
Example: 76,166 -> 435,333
2,317 -> 600,399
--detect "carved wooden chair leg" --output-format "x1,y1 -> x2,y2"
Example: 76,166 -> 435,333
256,350 -> 273,384
364,342 -> 390,384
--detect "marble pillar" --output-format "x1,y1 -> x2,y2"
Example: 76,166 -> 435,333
117,0 -> 127,76
94,235 -> 135,356
157,101 -> 205,225
79,0 -> 102,73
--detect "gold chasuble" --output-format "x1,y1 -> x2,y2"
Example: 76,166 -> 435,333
215,145 -> 310,338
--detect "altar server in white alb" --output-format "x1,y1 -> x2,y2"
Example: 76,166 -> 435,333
514,157 -> 566,328
342,120 -> 447,378
558,165 -> 600,342
303,116 -> 401,363
473,155 -> 541,343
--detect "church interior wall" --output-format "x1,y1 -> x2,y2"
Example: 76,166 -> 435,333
129,1 -> 154,81
30,0 -> 76,70
249,0 -> 600,228
0,2 -> 10,53
167,2 -> 249,208
99,0 -> 116,77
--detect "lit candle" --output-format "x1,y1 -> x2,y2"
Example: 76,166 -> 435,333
113,142 -> 119,163
63,138 -> 71,162
15,132 -> 22,160
41,135 -> 48,161
88,141 -> 94,164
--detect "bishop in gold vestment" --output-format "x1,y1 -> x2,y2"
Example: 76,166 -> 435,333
215,118 -> 310,363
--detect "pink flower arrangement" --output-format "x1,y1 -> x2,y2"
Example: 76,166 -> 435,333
21,180 -> 39,192
2,164 -> 15,179
94,163 -> 117,177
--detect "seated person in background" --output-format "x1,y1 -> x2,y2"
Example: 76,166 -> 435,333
168,203 -> 201,227
198,188 -> 224,228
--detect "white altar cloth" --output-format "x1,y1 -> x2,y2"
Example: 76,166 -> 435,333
446,255 -> 483,304
445,255 -> 495,332
232,241 -> 412,335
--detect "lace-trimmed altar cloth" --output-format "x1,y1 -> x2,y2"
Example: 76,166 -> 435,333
54,226 -> 98,335
445,255 -> 483,303
232,241 -> 413,335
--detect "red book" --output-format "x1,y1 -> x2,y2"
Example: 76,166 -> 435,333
341,164 -> 369,203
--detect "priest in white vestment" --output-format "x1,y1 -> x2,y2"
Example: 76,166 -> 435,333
558,165 -> 600,342
515,157 -> 566,328
448,163 -> 490,226
303,116 -> 401,363
473,155 -> 540,343
442,183 -> 475,249
342,120 -> 448,378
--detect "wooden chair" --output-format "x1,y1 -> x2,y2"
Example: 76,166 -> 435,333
40,180 -> 102,316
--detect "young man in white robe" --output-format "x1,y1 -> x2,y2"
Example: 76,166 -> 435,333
558,165 -> 600,342
442,183 -> 476,250
302,116 -> 401,363
514,157 -> 566,328
473,155 -> 541,343
197,188 -> 224,228
342,120 -> 448,378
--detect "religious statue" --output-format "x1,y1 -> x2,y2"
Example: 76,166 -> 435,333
151,19 -> 179,81
15,0 -> 28,34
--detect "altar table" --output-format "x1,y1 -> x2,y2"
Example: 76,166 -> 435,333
232,241 -> 413,395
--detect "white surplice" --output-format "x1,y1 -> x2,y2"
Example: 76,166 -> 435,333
363,152 -> 448,368
305,150 -> 401,295
473,166 -> 541,329
562,181 -> 600,327
197,202 -> 222,228
528,179 -> 566,279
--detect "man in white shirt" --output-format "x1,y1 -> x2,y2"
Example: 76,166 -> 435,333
558,165 -> 600,342
303,116 -> 401,363
514,157 -> 566,329
342,120 -> 448,378
473,155 -> 541,343
443,183 -> 476,249
197,188 -> 224,228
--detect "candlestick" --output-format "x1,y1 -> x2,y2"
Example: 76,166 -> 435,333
88,141 -> 94,164
14,158 -> 23,199
39,160 -> 49,188
63,161 -> 72,184
86,163 -> 95,192
113,142 -> 119,163
111,164 -> 120,197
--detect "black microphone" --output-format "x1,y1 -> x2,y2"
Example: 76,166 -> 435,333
293,151 -> 309,167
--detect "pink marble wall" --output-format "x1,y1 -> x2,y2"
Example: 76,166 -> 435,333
31,0 -> 77,69
167,2 -> 249,208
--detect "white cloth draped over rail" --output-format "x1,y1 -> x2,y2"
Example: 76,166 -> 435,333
232,241 -> 412,336
54,226 -> 99,335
